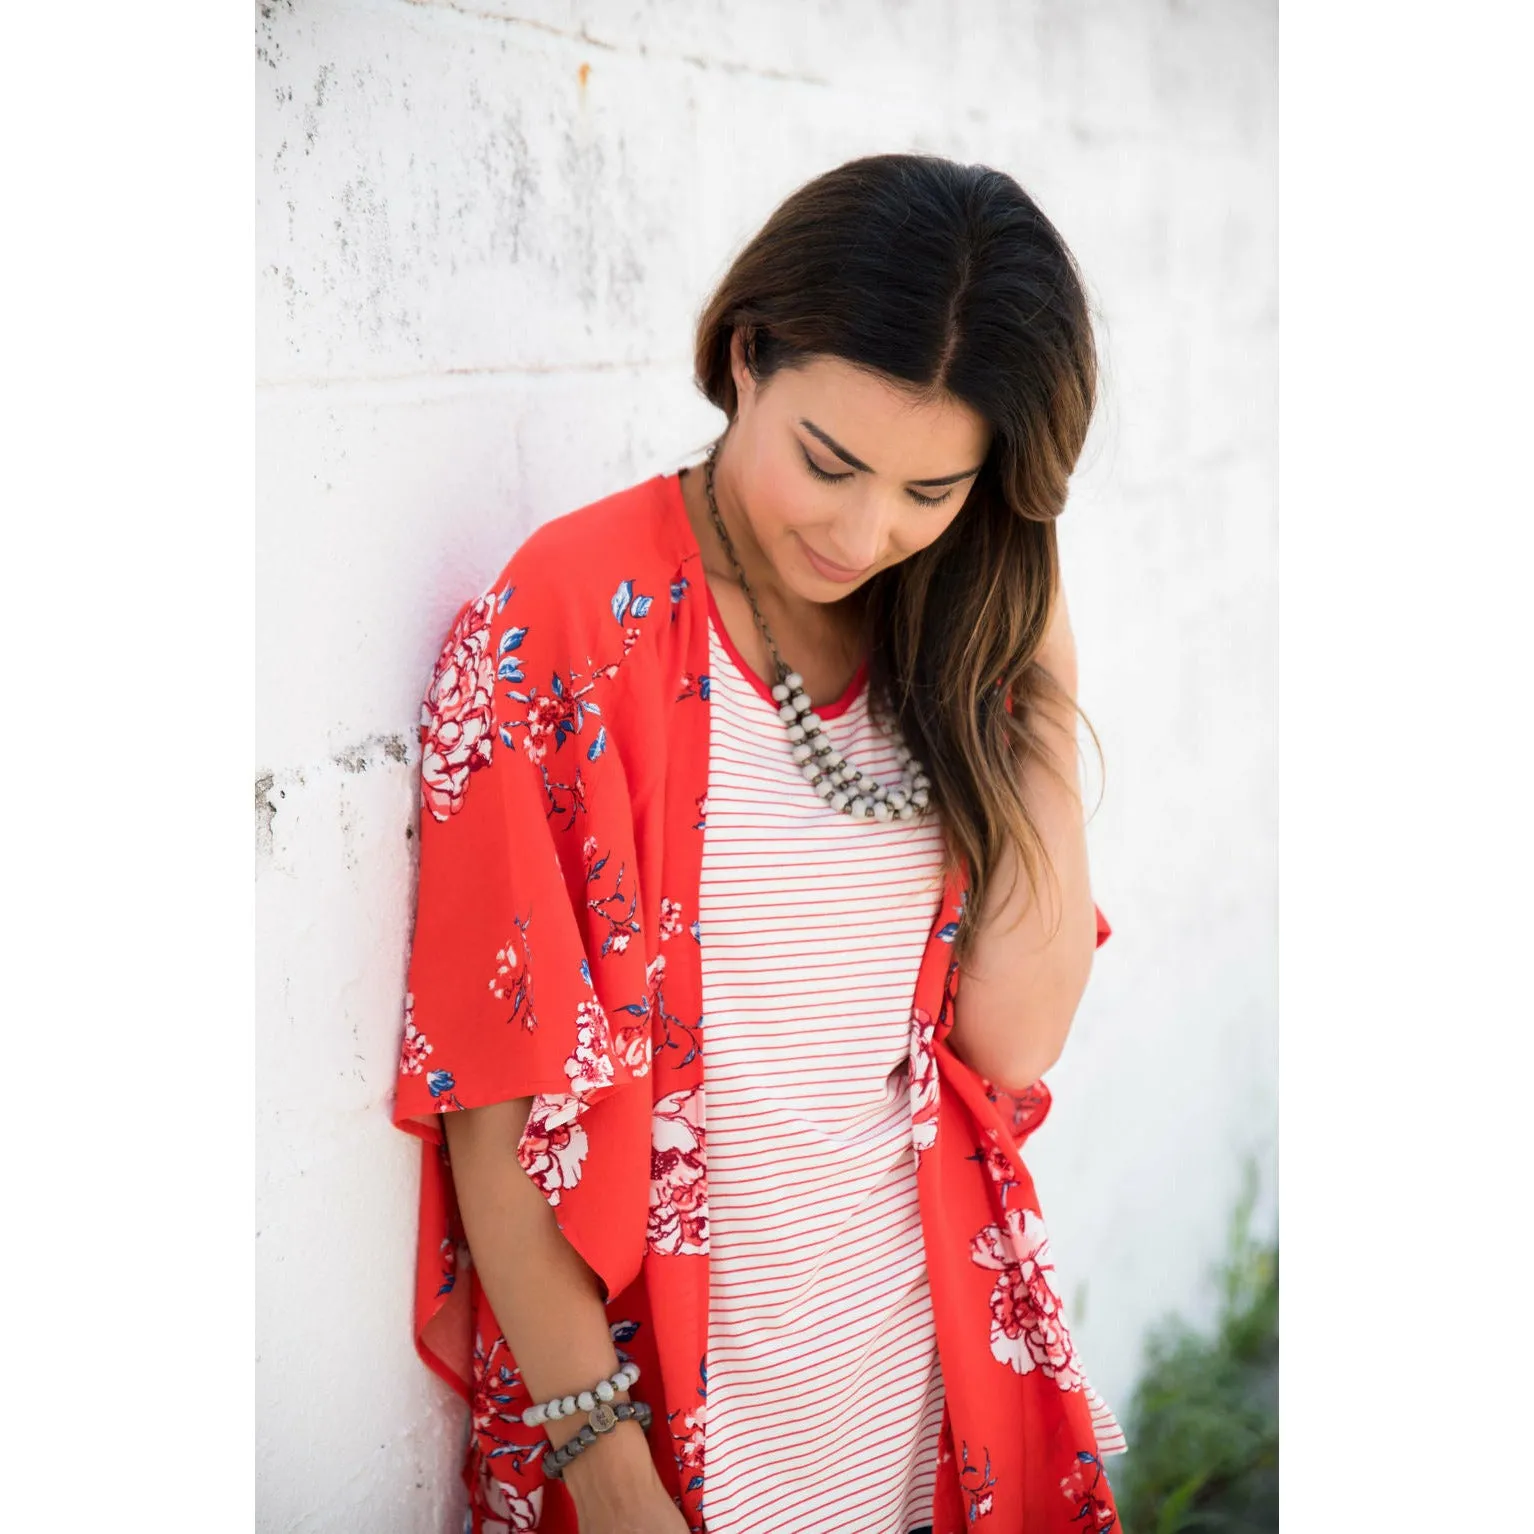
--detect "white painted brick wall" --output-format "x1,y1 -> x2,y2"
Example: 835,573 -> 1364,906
255,2 -> 1276,1528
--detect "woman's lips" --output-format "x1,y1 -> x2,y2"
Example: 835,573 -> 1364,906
800,538 -> 872,582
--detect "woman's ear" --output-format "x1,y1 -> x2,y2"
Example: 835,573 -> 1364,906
729,327 -> 757,410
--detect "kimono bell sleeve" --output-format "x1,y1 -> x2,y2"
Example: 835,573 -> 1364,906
392,566 -> 658,1399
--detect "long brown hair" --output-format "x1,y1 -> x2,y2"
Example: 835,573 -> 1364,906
694,153 -> 1103,965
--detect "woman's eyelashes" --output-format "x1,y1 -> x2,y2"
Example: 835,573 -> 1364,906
907,485 -> 954,508
799,446 -> 851,485
797,445 -> 954,507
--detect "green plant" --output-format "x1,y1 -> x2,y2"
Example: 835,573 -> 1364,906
1116,1165 -> 1278,1533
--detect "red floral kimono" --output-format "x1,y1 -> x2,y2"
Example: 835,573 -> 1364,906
393,471 -> 1121,1533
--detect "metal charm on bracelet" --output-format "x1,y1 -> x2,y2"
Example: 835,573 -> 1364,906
542,1398 -> 653,1481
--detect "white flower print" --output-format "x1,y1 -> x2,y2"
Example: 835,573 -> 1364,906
908,1005 -> 940,1160
420,592 -> 497,821
671,1400 -> 705,1483
489,935 -> 524,1001
648,1084 -> 709,1254
478,1466 -> 544,1533
399,993 -> 433,1075
566,999 -> 615,1099
516,1094 -> 590,1207
970,1207 -> 1083,1390
612,1022 -> 653,1077
612,955 -> 663,1080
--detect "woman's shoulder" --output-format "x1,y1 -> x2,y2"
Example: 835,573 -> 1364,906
497,470 -> 694,603
425,470 -> 699,712
419,471 -> 699,816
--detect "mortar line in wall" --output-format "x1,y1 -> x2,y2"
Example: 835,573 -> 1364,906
401,0 -> 832,88
398,1 -> 1267,115
256,355 -> 690,397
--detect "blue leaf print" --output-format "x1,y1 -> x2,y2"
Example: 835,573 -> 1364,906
699,674 -> 711,700
580,958 -> 592,987
670,577 -> 689,604
937,920 -> 959,944
686,1476 -> 703,1492
497,657 -> 523,683
551,672 -> 565,698
690,919 -> 701,944
427,1070 -> 456,1098
1078,1451 -> 1097,1463
612,580 -> 633,624
498,625 -> 526,654
497,583 -> 514,612
631,594 -> 653,618
499,725 -> 516,750
610,1319 -> 640,1343
587,726 -> 608,761
589,853 -> 609,879
436,1273 -> 456,1297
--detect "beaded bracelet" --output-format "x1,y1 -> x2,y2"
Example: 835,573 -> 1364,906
542,1398 -> 652,1481
520,1360 -> 640,1427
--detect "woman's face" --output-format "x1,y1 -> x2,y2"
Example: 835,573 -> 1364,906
723,331 -> 992,604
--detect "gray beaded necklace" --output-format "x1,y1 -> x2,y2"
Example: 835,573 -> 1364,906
703,438 -> 933,823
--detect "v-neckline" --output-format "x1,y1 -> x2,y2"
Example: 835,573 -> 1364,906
662,467 -> 870,722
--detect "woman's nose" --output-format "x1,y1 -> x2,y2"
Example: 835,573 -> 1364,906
825,523 -> 885,570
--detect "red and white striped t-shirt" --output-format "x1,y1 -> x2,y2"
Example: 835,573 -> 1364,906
699,588 -> 948,1534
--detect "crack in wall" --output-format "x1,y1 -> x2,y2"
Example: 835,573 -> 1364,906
331,731 -> 411,774
256,772 -> 278,860
256,733 -> 415,860
403,0 -> 830,88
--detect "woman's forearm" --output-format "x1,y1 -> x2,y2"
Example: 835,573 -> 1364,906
442,1099 -> 661,1503
949,639 -> 1098,1094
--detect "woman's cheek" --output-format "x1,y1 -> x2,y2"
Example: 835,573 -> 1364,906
757,454 -> 815,542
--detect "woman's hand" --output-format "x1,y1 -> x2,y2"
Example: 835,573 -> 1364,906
561,1423 -> 692,1533
571,1481 -> 692,1534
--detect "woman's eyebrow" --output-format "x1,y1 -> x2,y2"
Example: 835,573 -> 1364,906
798,418 -> 982,487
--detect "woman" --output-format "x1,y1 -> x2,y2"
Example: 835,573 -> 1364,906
394,153 -> 1124,1534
